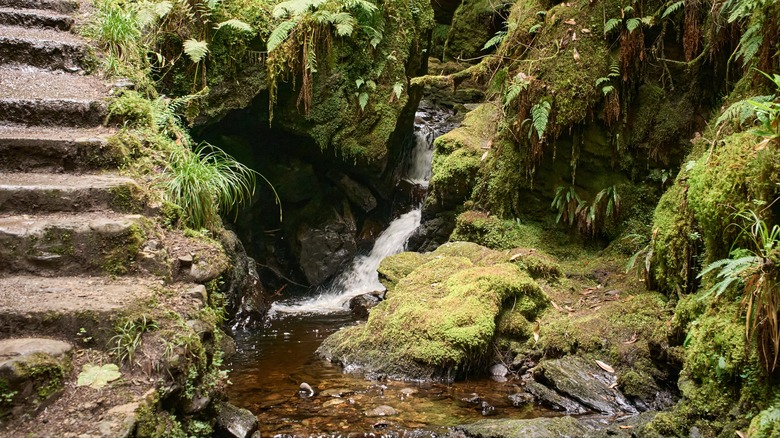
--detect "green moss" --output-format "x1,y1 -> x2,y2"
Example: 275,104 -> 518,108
107,90 -> 155,129
109,184 -> 145,213
445,0 -> 507,60
101,222 -> 147,276
12,353 -> 70,402
135,392 -> 187,438
378,251 -> 431,291
748,401 -> 780,438
319,243 -> 548,379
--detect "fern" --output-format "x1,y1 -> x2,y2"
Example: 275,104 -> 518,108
267,20 -> 297,52
530,101 -> 551,140
504,76 -> 529,107
273,0 -> 326,18
529,23 -> 542,34
183,39 -> 209,63
662,0 -> 684,19
601,85 -> 615,96
331,11 -> 356,36
604,18 -> 620,35
358,91 -> 369,110
736,21 -> 763,67
482,30 -> 507,51
215,19 -> 253,32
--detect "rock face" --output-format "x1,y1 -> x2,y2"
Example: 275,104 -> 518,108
317,242 -> 549,380
296,211 -> 357,285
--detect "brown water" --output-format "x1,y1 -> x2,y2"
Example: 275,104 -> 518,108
226,313 -> 553,436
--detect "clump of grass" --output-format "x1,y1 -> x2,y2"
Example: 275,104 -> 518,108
159,143 -> 274,231
81,0 -> 143,70
111,315 -> 158,368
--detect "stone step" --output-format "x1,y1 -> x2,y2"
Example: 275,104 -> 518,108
0,98 -> 106,127
0,172 -> 143,213
0,212 -> 148,276
0,125 -> 120,172
0,276 -> 155,344
0,66 -> 109,100
0,7 -> 73,30
0,25 -> 88,72
0,0 -> 78,14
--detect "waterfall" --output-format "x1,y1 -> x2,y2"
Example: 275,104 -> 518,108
268,117 -> 438,317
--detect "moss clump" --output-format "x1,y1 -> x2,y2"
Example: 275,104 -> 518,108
748,401 -> 780,438
444,0 -> 507,60
10,353 -> 71,405
319,242 -> 548,380
429,104 -> 499,209
107,90 -> 155,129
451,211 -> 533,250
378,251 -> 431,291
135,393 -> 187,438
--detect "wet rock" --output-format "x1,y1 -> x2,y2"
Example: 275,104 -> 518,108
508,392 -> 534,407
299,382 -> 315,397
296,210 -> 357,286
320,387 -> 353,397
219,231 -> 270,329
480,401 -> 497,416
322,398 -> 346,408
524,381 -> 587,414
365,405 -> 397,417
453,416 -> 594,438
535,355 -> 637,415
489,363 -> 509,377
461,393 -> 481,404
349,292 -> 383,319
184,392 -> 211,414
214,402 -> 258,438
327,171 -> 377,212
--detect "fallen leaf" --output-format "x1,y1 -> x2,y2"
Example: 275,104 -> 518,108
510,253 -> 522,261
77,363 -> 121,390
564,305 -> 575,312
564,19 -> 576,25
619,426 -> 634,429
736,431 -> 746,438
582,28 -> 591,33
595,360 -> 615,373
533,322 -> 540,344
609,382 -> 619,389
551,301 -> 563,312
624,333 -> 639,344
572,31 -> 578,41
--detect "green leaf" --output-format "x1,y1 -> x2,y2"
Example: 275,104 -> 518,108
216,19 -> 253,33
482,30 -> 507,51
530,100 -> 551,140
604,18 -> 620,36
392,82 -> 404,99
77,364 -> 121,390
267,20 -> 297,53
602,85 -> 615,95
626,18 -> 641,33
529,23 -> 542,34
183,39 -> 209,63
355,78 -> 364,88
358,92 -> 369,110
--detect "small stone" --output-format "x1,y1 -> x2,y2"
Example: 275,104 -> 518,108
509,392 -> 534,407
178,254 -> 193,265
299,382 -> 315,397
187,285 -> 208,303
462,393 -> 481,404
322,399 -> 346,408
481,401 -> 497,416
365,405 -> 397,417
489,363 -> 509,377
215,402 -> 258,438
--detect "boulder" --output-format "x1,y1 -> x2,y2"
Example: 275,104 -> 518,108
214,402 -> 258,438
349,292 -> 384,319
296,210 -> 357,286
327,171 -> 377,212
317,242 -> 548,380
523,380 -> 587,414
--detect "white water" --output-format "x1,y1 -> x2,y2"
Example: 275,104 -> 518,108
269,123 -> 435,317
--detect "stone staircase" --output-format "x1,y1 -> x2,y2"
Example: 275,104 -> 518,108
0,1 -> 233,436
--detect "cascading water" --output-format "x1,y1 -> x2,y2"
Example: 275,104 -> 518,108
268,116 -> 438,316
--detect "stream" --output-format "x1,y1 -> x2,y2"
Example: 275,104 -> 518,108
226,106 -> 555,435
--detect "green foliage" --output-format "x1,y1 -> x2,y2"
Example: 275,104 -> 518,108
720,0 -> 777,67
602,5 -> 653,39
551,185 -> 583,226
595,61 -> 620,96
504,75 -> 530,107
111,315 -> 158,367
82,0 -> 142,68
482,29 -> 507,51
527,100 -> 551,141
698,210 -> 780,373
661,0 -> 684,19
552,185 -> 621,236
182,38 -> 209,63
158,143 -> 266,230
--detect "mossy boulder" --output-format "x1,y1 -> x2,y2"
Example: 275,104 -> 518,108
428,104 -> 499,211
318,242 -> 549,380
444,0 -> 509,61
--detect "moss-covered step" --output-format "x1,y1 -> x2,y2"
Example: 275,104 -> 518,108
318,242 -> 549,380
0,212 -> 148,276
0,276 -> 157,345
0,7 -> 73,30
0,0 -> 78,14
0,337 -> 72,418
0,98 -> 106,128
0,173 -> 144,214
0,125 -> 120,172
0,25 -> 88,72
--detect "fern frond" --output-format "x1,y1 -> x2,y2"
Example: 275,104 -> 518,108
273,0 -> 325,18
482,30 -> 507,51
331,12 -> 356,36
183,39 -> 209,63
737,22 -> 762,67
216,19 -> 253,32
604,18 -> 620,36
529,23 -> 542,34
626,18 -> 641,33
358,91 -> 369,110
392,82 -> 404,100
662,0 -> 684,19
267,20 -> 297,52
340,0 -> 378,15
530,100 -> 551,140
602,85 -> 615,95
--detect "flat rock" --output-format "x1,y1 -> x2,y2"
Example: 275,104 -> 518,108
524,380 -> 587,414
454,416 -> 593,437
215,402 -> 258,438
535,355 -> 637,415
365,405 -> 397,417
0,66 -> 108,100
0,337 -> 72,373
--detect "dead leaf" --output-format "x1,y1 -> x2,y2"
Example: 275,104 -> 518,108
619,426 -> 634,430
595,360 -> 615,373
591,305 -> 602,311
581,28 -> 591,33
572,48 -> 580,61
533,322 -> 540,344
510,253 -> 522,261
564,19 -> 576,25
624,333 -> 639,345
572,31 -> 578,41
609,382 -> 619,389
551,301 -> 563,312
564,305 -> 575,312
736,431 -> 746,438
